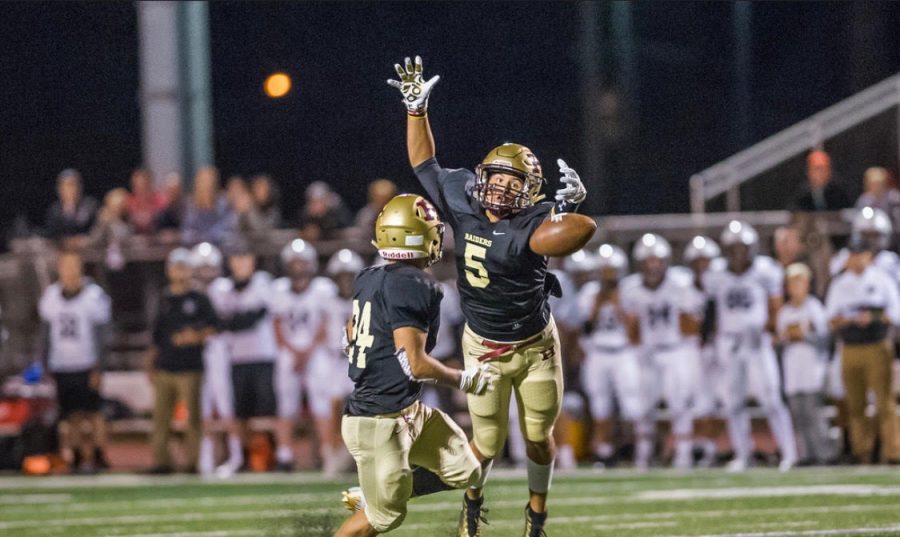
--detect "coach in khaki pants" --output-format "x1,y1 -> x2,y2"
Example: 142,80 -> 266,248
825,241 -> 900,463
146,248 -> 219,473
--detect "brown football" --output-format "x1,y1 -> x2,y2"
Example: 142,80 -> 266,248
529,212 -> 597,257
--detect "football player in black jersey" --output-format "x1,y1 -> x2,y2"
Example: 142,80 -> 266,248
388,56 -> 595,537
335,194 -> 495,537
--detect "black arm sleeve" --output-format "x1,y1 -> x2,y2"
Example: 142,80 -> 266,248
218,307 -> 268,332
700,298 -> 717,346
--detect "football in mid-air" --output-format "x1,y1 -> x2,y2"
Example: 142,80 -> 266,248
529,212 -> 597,257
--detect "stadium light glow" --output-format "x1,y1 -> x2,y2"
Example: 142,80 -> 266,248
264,72 -> 292,98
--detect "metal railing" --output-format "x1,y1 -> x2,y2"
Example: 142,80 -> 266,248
690,72 -> 900,213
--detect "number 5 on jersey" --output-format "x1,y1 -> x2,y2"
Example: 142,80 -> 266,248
349,300 -> 374,368
464,241 -> 490,288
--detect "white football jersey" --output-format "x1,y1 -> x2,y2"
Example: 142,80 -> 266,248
39,282 -> 111,372
621,271 -> 694,348
777,297 -> 827,359
549,269 -> 581,329
704,255 -> 783,334
830,248 -> 900,286
269,276 -> 336,351
576,281 -> 629,351
208,271 -> 278,364
431,281 -> 464,359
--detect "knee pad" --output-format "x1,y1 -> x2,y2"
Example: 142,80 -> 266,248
473,421 -> 506,460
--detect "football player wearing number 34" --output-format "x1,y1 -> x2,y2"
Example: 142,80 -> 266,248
387,55 -> 596,537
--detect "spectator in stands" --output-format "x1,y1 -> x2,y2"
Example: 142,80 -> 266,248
774,226 -> 806,268
156,171 -> 186,232
791,150 -> 851,212
39,250 -> 112,474
145,248 -> 218,474
825,238 -> 900,463
44,169 -> 98,241
352,179 -> 397,239
127,168 -> 166,235
855,167 -> 900,242
296,181 -> 352,241
227,177 -> 272,237
777,263 -> 834,465
250,174 -> 282,229
89,188 -> 132,271
181,166 -> 235,246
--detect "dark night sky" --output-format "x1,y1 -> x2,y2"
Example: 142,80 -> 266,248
2,2 -> 899,234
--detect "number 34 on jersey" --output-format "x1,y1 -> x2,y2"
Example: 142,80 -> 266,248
348,299 -> 374,368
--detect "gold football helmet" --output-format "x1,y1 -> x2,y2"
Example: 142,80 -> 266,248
474,143 -> 545,215
373,194 -> 444,266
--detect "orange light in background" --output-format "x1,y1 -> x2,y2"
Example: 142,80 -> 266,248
264,72 -> 292,98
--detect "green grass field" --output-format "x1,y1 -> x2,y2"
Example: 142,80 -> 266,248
2,467 -> 900,537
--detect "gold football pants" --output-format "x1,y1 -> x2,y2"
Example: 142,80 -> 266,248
462,319 -> 563,459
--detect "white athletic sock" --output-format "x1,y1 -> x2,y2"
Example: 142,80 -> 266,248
700,439 -> 717,458
635,438 -> 653,469
276,445 -> 293,465
727,410 -> 752,462
470,459 -> 493,491
526,458 -> 554,494
595,442 -> 614,459
557,444 -> 576,470
674,439 -> 693,469
199,437 -> 215,475
767,403 -> 798,462
227,435 -> 244,466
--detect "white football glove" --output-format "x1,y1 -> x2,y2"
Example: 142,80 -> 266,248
386,55 -> 440,115
554,159 -> 586,212
459,364 -> 495,395
395,347 -> 437,384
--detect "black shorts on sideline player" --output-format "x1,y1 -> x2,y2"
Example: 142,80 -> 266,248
231,362 -> 276,419
53,370 -> 102,418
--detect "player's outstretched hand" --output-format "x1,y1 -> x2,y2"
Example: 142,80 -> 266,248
387,55 -> 440,116
554,159 -> 587,212
459,364 -> 495,395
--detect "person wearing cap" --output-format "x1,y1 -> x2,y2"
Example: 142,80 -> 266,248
145,248 -> 218,474
825,238 -> 900,463
296,181 -> 353,241
777,263 -> 834,465
44,169 -> 98,241
791,150 -> 850,213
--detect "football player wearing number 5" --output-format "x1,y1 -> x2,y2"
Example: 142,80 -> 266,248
388,56 -> 596,537
336,194 -> 495,537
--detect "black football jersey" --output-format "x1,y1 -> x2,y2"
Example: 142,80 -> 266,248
344,263 -> 443,416
415,158 -> 553,341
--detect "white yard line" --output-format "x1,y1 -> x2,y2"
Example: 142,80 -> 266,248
0,493 -> 71,504
637,484 -> 900,501
681,526 -> 900,537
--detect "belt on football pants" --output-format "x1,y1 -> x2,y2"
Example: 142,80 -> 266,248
477,333 -> 544,363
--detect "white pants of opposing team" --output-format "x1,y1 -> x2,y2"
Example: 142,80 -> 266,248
202,337 -> 234,419
276,349 -> 352,419
716,333 -> 797,466
640,344 -> 698,468
580,347 -> 643,422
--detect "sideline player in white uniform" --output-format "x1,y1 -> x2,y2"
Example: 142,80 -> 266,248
324,248 -> 366,475
622,234 -> 702,469
208,244 -> 278,474
191,242 -> 245,477
577,244 -> 645,467
827,207 -> 900,404
39,251 -> 112,473
681,236 -> 724,467
705,220 -> 797,472
270,239 -> 335,471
